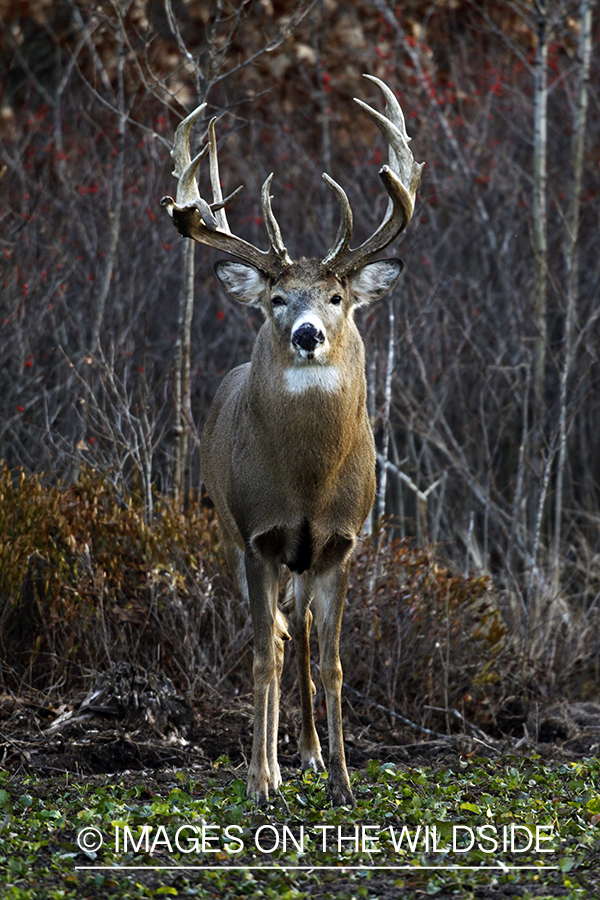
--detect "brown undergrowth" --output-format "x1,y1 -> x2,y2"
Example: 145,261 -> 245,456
0,465 -> 247,698
0,464 -> 552,737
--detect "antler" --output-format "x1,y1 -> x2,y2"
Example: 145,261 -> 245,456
321,75 -> 424,276
160,104 -> 292,278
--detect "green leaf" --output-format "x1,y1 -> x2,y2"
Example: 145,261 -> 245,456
585,795 -> 600,814
460,801 -> 481,814
213,755 -> 231,768
558,857 -> 575,873
367,759 -> 380,779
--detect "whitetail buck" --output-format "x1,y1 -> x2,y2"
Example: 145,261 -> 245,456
161,76 -> 423,806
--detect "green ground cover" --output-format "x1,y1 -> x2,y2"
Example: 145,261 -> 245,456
1,754 -> 599,899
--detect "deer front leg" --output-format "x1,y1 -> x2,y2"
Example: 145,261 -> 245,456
285,574 -> 325,774
266,608 -> 290,792
313,561 -> 355,808
244,547 -> 281,805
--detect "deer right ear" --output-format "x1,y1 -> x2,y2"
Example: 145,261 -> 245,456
214,261 -> 269,306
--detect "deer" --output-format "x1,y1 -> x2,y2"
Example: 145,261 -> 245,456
161,76 -> 423,807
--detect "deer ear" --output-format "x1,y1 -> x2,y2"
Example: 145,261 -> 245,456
348,258 -> 403,306
214,261 -> 269,306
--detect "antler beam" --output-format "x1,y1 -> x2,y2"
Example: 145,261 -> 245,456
161,77 -> 422,280
160,105 -> 292,278
321,75 -> 424,276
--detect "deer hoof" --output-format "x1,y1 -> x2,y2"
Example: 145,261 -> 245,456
246,782 -> 269,806
270,762 -> 282,792
246,767 -> 270,806
327,773 -> 356,808
301,753 -> 326,774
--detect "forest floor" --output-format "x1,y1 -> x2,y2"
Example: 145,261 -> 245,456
2,675 -> 600,780
1,675 -> 600,899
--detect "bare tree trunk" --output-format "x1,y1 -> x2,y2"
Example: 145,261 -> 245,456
315,0 -> 333,245
532,0 -> 549,423
70,2 -> 128,484
527,0 -> 549,584
164,0 -> 203,509
173,239 -> 195,507
507,365 -> 531,579
91,2 -> 129,353
377,295 -> 395,527
552,0 -> 595,584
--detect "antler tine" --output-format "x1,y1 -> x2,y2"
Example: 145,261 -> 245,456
321,75 -> 424,277
361,74 -> 409,176
177,144 -> 209,204
161,109 -> 292,278
171,103 -> 206,185
321,174 -> 353,268
261,174 -> 293,268
207,117 -> 229,233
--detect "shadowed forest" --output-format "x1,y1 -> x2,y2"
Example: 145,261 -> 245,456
1,0 -> 600,736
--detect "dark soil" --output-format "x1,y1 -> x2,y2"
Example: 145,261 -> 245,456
2,669 -> 599,778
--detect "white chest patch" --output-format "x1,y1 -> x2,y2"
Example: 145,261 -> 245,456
285,365 -> 340,394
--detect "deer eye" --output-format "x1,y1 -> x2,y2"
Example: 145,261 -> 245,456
271,295 -> 286,307
330,294 -> 343,305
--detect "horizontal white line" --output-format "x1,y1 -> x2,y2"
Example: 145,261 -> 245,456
75,864 -> 559,872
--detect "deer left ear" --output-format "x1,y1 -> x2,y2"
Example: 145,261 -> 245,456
348,258 -> 404,306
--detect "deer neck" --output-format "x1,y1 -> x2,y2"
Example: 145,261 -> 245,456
246,322 -> 368,472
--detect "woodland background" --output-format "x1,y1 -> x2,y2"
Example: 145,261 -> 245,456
1,0 -> 599,734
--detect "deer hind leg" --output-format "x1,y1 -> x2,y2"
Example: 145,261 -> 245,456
313,557 -> 355,808
283,574 -> 325,774
244,545 -> 282,805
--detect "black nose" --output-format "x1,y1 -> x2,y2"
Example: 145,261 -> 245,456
292,323 -> 325,353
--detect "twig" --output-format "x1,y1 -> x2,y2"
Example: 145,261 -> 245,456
337,677 -> 449,740
423,705 -> 496,744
